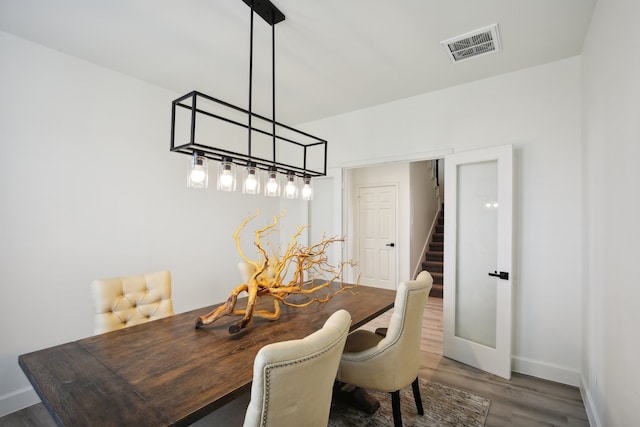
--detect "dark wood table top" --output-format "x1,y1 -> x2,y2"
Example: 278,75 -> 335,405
19,284 -> 395,427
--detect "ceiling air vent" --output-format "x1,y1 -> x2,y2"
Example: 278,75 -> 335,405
441,24 -> 501,63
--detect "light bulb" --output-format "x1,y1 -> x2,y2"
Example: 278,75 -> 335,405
302,183 -> 312,200
245,173 -> 257,191
285,180 -> 296,197
217,159 -> 236,192
220,169 -> 233,190
283,172 -> 298,199
187,154 -> 208,188
301,176 -> 312,200
242,164 -> 260,195
190,166 -> 206,184
267,178 -> 278,193
265,169 -> 280,197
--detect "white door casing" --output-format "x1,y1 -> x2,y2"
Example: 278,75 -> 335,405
357,185 -> 397,289
443,144 -> 513,380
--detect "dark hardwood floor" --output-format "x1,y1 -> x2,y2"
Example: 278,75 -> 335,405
1,297 -> 589,426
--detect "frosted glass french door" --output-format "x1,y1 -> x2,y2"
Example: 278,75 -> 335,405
443,145 -> 513,380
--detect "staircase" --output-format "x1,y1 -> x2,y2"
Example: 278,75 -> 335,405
422,209 -> 444,298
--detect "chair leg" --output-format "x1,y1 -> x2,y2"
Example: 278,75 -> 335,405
390,390 -> 402,427
411,377 -> 424,415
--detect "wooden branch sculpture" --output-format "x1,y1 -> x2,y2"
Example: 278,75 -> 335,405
195,210 -> 357,334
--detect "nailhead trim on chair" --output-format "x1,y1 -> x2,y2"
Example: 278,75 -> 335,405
260,327 -> 349,427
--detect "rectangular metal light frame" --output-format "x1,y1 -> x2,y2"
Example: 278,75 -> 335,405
170,91 -> 327,178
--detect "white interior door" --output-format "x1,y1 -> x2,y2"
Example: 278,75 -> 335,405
357,185 -> 397,289
443,145 -> 513,380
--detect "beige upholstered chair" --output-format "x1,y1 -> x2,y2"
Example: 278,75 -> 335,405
238,261 -> 276,284
91,270 -> 175,335
243,309 -> 352,427
337,271 -> 433,427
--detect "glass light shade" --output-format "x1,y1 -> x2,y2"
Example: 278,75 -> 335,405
217,159 -> 236,192
243,164 -> 261,195
264,168 -> 281,197
187,154 -> 208,189
283,172 -> 298,199
301,176 -> 313,201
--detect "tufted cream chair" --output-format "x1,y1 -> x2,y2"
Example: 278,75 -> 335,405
91,270 -> 175,335
243,309 -> 352,427
337,271 -> 433,427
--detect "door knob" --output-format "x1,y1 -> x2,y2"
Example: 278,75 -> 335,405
385,243 -> 395,247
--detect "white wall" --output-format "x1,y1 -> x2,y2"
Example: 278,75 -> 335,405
302,57 -> 583,385
0,31 -> 301,415
581,1 -> 640,425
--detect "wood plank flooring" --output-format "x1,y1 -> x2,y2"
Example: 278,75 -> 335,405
360,298 -> 589,427
1,297 -> 589,426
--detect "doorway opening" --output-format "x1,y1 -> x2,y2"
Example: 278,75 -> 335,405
343,158 -> 444,292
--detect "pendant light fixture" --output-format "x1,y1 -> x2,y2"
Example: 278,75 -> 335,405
242,3 -> 259,196
187,152 -> 209,188
301,175 -> 313,200
283,171 -> 298,199
217,157 -> 236,192
265,166 -> 281,197
243,162 -> 260,194
170,0 -> 327,200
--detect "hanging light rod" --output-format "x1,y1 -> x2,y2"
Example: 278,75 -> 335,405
170,0 -> 327,192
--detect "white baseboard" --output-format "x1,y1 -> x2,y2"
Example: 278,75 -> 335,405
512,355 -> 580,387
0,386 -> 40,418
580,374 -> 602,427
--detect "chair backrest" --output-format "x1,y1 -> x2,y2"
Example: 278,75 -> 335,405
238,261 -> 276,284
243,309 -> 352,427
91,270 -> 175,335
354,271 -> 432,391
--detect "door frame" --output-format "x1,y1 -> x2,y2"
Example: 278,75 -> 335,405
339,149 -> 452,284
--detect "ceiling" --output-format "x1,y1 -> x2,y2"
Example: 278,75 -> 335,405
0,0 -> 596,124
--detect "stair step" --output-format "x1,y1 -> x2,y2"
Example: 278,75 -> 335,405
432,233 -> 443,242
429,272 -> 443,285
425,251 -> 443,261
429,242 -> 443,251
429,284 -> 443,298
422,260 -> 443,273
435,224 -> 444,233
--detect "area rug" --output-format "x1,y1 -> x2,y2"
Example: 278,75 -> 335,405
328,378 -> 491,427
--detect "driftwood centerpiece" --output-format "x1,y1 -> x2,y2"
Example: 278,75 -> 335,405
196,211 -> 356,334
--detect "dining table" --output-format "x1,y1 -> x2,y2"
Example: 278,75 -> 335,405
19,283 -> 395,426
